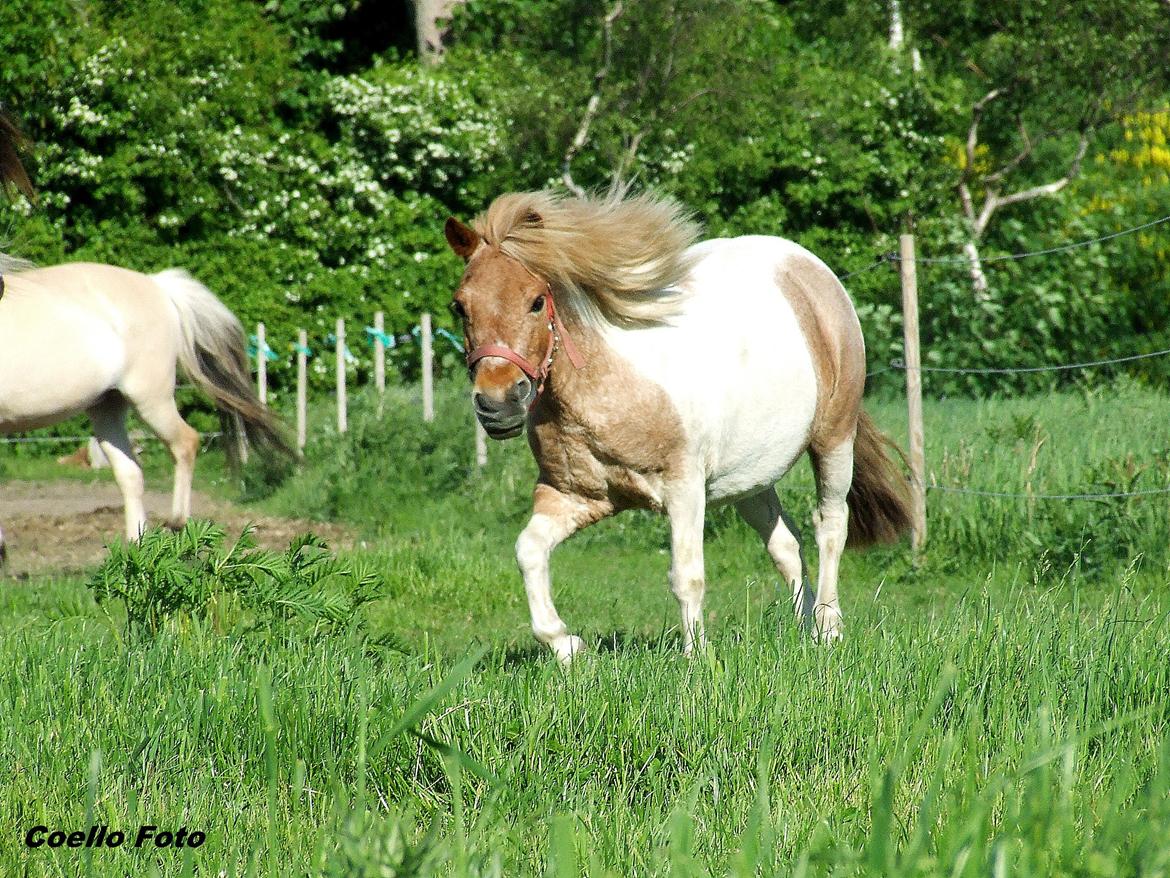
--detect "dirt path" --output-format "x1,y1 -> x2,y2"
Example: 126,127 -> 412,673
0,480 -> 353,578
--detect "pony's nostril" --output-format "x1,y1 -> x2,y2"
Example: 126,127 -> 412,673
509,377 -> 533,403
473,392 -> 494,414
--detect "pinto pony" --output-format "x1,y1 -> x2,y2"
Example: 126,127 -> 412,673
0,263 -> 285,561
445,190 -> 911,661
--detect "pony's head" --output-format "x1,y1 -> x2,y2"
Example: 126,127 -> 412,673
445,215 -> 552,439
444,189 -> 701,439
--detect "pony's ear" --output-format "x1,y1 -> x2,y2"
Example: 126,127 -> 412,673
444,217 -> 481,260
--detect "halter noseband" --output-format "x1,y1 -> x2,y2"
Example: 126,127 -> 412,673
464,278 -> 584,409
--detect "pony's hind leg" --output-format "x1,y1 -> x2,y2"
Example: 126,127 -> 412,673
133,396 -> 200,529
88,394 -> 147,541
666,478 -> 708,654
734,487 -> 814,625
516,485 -> 610,663
808,440 -> 855,641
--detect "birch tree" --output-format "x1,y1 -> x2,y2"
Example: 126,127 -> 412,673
906,0 -> 1170,297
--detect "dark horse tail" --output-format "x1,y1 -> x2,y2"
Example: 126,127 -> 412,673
0,109 -> 35,201
846,409 -> 913,548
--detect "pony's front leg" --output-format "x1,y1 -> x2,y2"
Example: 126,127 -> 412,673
516,484 -> 609,663
667,481 -> 708,654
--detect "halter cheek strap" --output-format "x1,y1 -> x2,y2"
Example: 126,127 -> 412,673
465,282 -> 584,409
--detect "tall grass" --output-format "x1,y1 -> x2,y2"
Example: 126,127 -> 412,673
1,566 -> 1167,875
2,381 -> 1170,875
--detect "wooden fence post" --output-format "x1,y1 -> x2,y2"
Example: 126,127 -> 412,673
900,233 -> 927,553
296,329 -> 308,455
256,322 -> 267,406
475,421 -> 487,469
421,312 -> 434,422
235,414 -> 249,465
374,310 -> 386,398
336,318 -> 348,434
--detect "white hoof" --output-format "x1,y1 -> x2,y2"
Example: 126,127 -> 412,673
813,605 -> 844,643
550,634 -> 587,664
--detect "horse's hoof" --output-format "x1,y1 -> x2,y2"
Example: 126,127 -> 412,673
813,606 -> 844,643
164,518 -> 186,533
552,634 -> 587,665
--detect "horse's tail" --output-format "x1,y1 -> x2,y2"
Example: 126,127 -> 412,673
0,109 -> 35,200
846,408 -> 913,548
152,268 -> 290,463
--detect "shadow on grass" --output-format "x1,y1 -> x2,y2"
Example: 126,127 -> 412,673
499,628 -> 681,666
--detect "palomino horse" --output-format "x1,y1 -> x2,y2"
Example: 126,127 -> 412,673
445,190 -> 911,661
0,260 -> 285,562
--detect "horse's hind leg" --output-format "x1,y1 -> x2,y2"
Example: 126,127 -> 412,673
133,396 -> 200,529
808,440 -> 855,641
735,487 -> 814,625
88,394 -> 148,541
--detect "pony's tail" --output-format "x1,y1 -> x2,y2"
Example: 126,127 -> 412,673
846,408 -> 913,548
152,269 -> 291,465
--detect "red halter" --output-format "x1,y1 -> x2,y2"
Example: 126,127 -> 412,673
465,281 -> 585,408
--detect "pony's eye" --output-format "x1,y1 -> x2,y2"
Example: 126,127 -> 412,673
530,295 -> 546,314
450,300 -> 467,320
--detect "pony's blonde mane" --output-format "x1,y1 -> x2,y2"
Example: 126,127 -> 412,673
473,189 -> 702,329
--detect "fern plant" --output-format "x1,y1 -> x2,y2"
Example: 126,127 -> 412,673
88,521 -> 382,638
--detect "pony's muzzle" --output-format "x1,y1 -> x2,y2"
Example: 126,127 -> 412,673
473,375 -> 535,439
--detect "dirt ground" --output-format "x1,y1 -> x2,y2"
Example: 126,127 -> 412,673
0,479 -> 353,578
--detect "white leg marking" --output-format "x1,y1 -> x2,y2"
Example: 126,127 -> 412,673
668,483 -> 707,655
517,506 -> 594,663
735,488 -> 813,624
812,441 -> 854,642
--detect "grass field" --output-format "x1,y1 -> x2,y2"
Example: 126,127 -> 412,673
1,380 -> 1169,876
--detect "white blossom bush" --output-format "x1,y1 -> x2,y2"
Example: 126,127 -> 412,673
323,65 -> 507,207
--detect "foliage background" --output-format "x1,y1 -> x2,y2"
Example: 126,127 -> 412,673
2,0 -> 1169,399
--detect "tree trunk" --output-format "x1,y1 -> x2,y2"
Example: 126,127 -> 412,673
414,0 -> 466,64
963,240 -> 990,301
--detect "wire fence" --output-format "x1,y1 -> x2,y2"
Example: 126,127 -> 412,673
4,211 -> 1170,507
928,484 -> 1170,501
0,432 -> 223,447
838,212 -> 1170,278
851,212 -> 1170,506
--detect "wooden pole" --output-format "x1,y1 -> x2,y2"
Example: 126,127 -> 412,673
900,233 -> 926,552
421,312 -> 434,422
336,318 -> 348,434
475,421 -> 487,469
296,329 -> 308,455
374,311 -> 386,397
235,413 -> 249,465
256,322 -> 267,406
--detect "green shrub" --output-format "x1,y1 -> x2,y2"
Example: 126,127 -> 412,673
88,520 -> 382,638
